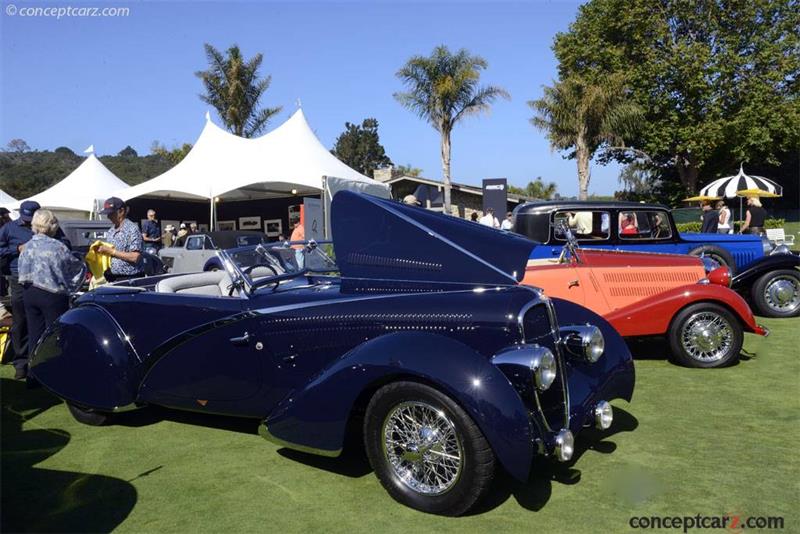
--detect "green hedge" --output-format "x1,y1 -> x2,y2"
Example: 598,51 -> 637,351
676,218 -> 785,233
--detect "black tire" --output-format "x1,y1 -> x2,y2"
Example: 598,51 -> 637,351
67,402 -> 112,426
750,269 -> 800,318
668,303 -> 743,368
688,245 -> 736,273
363,381 -> 495,516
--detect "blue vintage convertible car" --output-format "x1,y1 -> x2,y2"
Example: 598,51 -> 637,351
514,201 -> 800,317
29,191 -> 635,515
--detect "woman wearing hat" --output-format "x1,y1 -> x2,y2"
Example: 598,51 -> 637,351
162,224 -> 176,248
96,197 -> 144,281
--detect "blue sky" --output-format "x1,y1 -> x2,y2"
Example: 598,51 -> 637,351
0,0 -> 622,196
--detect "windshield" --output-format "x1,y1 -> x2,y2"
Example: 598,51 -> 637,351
218,240 -> 338,296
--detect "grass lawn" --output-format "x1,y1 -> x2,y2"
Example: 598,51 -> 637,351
2,316 -> 799,533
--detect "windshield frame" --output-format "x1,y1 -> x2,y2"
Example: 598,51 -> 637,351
219,240 -> 338,297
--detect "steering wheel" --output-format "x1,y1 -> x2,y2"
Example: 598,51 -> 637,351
244,263 -> 278,277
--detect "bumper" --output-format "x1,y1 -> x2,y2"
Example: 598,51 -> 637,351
755,325 -> 770,337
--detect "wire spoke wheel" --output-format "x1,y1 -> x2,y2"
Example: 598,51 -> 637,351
381,401 -> 463,496
763,275 -> 800,314
680,311 -> 734,363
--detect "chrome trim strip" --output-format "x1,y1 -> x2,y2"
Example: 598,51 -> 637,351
258,423 -> 341,458
111,403 -> 140,413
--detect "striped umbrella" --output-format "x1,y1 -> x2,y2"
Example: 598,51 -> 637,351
698,165 -> 782,222
699,165 -> 783,198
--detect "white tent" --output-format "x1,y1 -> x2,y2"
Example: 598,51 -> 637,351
0,188 -> 16,205
121,109 -> 389,202
9,150 -> 129,214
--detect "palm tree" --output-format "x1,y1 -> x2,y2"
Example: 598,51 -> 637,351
195,44 -> 282,138
395,46 -> 509,213
529,75 -> 641,200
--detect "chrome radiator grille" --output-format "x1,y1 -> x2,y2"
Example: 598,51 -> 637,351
521,299 -> 570,433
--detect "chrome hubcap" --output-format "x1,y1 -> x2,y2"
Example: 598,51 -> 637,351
681,312 -> 733,362
382,401 -> 463,496
764,277 -> 800,313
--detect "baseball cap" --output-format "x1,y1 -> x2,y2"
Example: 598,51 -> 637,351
180,223 -> 187,229
19,200 -> 41,222
99,197 -> 126,215
403,194 -> 421,206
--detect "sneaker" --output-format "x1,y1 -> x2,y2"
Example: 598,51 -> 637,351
14,366 -> 27,380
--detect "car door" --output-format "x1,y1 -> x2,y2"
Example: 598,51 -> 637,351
136,295 -> 270,410
178,235 -> 208,272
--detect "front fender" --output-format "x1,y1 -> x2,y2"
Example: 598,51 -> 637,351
263,332 -> 535,482
731,253 -> 800,291
605,284 -> 765,336
549,298 -> 635,434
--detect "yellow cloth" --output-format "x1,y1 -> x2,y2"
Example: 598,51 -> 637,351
85,241 -> 114,279
0,328 -> 10,364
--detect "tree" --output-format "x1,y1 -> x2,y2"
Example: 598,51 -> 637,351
395,46 -> 509,213
151,141 -> 193,166
195,44 -> 282,138
118,146 -> 138,158
395,164 -> 423,177
529,74 -> 642,199
509,177 -> 558,199
330,118 -> 392,176
5,139 -> 30,154
552,0 -> 800,192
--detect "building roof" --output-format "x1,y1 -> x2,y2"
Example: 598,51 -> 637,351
383,175 -> 530,204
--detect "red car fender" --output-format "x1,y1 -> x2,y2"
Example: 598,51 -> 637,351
605,283 -> 768,338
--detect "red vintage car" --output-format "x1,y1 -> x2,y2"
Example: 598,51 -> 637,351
523,228 -> 768,368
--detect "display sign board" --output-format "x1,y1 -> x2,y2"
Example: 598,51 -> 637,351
482,178 -> 508,217
303,197 -> 323,241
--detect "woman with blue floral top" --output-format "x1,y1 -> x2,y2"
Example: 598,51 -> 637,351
18,209 -> 85,368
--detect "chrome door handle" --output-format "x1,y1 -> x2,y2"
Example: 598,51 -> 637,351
229,332 -> 251,346
568,279 -> 580,288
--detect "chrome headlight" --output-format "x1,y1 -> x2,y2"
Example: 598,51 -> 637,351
560,325 -> 605,363
762,235 -> 774,255
530,347 -> 557,391
771,244 -> 791,255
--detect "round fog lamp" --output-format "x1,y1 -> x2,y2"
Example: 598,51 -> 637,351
594,400 -> 613,430
554,429 -> 574,462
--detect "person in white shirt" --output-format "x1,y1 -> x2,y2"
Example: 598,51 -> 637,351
501,211 -> 513,230
479,208 -> 500,228
567,211 -> 593,235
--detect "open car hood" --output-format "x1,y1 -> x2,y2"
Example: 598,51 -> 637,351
331,191 -> 535,286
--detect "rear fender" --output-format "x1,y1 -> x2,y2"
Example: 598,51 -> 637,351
28,305 -> 142,411
263,331 -> 535,482
605,284 -> 764,336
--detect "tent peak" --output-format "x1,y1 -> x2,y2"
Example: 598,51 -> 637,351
84,144 -> 95,155
205,110 -> 211,122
